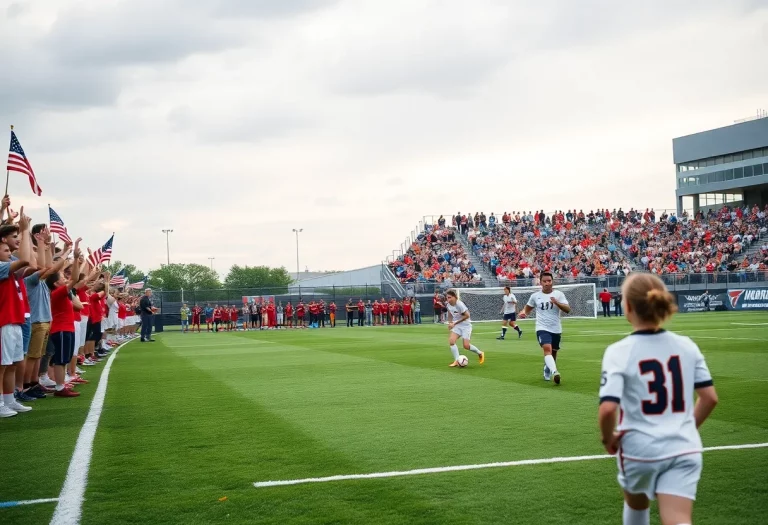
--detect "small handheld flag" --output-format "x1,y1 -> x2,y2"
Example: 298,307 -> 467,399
7,128 -> 42,196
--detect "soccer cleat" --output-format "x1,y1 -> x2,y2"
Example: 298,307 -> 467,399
70,377 -> 89,384
478,351 -> 485,364
7,400 -> 32,412
543,365 -> 551,381
54,389 -> 81,398
39,376 -> 56,388
518,330 -> 523,339
76,367 -> 85,375
449,361 -> 460,367
496,336 -> 505,340
0,405 -> 18,417
83,359 -> 96,366
15,390 -> 36,402
26,385 -> 47,399
553,372 -> 561,385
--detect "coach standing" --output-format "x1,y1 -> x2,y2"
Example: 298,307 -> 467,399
139,289 -> 156,342
599,288 -> 612,317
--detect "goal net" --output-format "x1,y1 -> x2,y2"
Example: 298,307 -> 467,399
458,283 -> 597,323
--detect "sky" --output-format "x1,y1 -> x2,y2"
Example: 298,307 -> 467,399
2,0 -> 767,276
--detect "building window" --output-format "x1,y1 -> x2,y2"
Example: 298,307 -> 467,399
734,167 -> 743,179
756,164 -> 764,176
733,153 -> 743,162
743,150 -> 753,160
725,169 -> 734,181
744,165 -> 753,177
724,155 -> 733,163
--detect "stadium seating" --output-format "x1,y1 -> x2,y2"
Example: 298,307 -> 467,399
388,205 -> 768,285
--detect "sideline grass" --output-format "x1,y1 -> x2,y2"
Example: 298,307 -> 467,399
2,312 -> 767,524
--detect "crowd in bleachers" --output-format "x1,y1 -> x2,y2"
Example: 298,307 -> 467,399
388,205 -> 768,284
389,218 -> 481,285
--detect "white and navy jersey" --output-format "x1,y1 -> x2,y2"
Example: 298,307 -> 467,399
526,290 -> 569,334
599,330 -> 713,461
502,293 -> 518,314
447,300 -> 471,328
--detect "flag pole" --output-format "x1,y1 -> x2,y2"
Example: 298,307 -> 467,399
4,125 -> 12,198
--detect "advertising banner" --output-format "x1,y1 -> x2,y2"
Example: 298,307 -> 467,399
726,288 -> 768,310
677,292 -> 727,313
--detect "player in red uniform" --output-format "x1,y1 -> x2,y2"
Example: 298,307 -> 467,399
191,304 -> 202,333
284,302 -> 293,328
389,299 -> 397,325
230,306 -> 238,330
357,299 -> 365,327
372,301 -> 380,325
266,300 -> 276,329
296,301 -> 305,328
329,302 -> 337,328
402,298 -> 412,324
213,306 -> 223,332
221,306 -> 231,331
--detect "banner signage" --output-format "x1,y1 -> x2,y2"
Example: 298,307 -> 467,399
726,288 -> 768,310
677,292 -> 726,313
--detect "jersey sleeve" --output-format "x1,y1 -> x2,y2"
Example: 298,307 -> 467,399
526,293 -> 537,308
692,343 -> 714,389
599,345 -> 625,404
510,294 -> 517,304
0,261 -> 10,280
557,290 -> 569,305
457,301 -> 468,314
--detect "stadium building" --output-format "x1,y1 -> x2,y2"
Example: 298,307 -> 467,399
674,114 -> 768,215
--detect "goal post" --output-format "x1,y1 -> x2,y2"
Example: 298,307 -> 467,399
457,283 -> 597,323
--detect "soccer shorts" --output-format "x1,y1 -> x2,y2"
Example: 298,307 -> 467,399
86,321 -> 103,342
618,452 -> 702,501
536,330 -> 562,350
108,314 -> 118,329
79,318 -> 89,348
0,324 -> 24,365
451,324 -> 473,340
50,331 -> 76,366
277,314 -> 284,324
503,313 -> 517,321
28,322 -> 51,359
118,318 -> 125,329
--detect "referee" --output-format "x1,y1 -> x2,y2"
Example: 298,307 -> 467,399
139,289 -> 156,342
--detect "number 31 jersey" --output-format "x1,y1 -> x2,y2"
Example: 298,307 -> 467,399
599,330 -> 713,461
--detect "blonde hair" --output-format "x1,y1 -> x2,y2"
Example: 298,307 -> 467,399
622,273 -> 677,325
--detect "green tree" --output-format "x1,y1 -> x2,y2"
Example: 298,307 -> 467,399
224,265 -> 293,290
148,263 -> 221,291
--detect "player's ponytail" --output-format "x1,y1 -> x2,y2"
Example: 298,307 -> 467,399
624,273 -> 677,326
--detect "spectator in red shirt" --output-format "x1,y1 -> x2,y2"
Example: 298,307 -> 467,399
599,288 -> 612,317
357,299 -> 365,327
402,299 -> 412,325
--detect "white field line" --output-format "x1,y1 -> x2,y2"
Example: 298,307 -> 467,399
49,341 -> 129,525
253,442 -> 768,489
731,322 -> 768,326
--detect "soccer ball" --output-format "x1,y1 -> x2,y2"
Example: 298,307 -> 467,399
457,355 -> 469,367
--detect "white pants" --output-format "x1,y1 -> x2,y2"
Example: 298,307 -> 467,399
79,318 -> 89,348
277,313 -> 284,324
618,452 -> 702,501
0,324 -> 24,365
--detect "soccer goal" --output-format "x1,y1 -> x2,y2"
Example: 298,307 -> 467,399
458,283 -> 597,322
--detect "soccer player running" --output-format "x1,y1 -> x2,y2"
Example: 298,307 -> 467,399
445,289 -> 485,367
497,286 -> 522,340
598,273 -> 718,525
519,272 -> 569,384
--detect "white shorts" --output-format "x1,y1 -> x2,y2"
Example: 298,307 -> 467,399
451,324 -> 473,340
79,318 -> 89,348
618,452 -> 702,501
277,313 -> 284,324
0,324 -> 24,365
108,314 -> 118,329
118,319 -> 125,328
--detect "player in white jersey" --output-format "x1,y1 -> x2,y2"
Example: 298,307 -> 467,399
445,289 -> 485,367
598,273 -> 718,525
519,272 -> 569,384
496,286 -> 523,340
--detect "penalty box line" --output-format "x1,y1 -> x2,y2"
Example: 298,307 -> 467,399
253,442 -> 768,489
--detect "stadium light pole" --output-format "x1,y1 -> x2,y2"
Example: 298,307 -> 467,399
292,229 -> 303,282
161,229 -> 173,265
208,257 -> 215,271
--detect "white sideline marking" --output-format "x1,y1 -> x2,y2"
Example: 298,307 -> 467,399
731,322 -> 768,326
50,342 -> 128,525
253,442 -> 768,489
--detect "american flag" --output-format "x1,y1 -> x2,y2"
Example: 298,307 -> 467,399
88,234 -> 114,267
7,130 -> 42,196
48,206 -> 72,244
127,276 -> 148,290
109,268 -> 126,287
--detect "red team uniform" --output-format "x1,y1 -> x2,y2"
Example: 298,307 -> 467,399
191,306 -> 202,331
285,303 -> 293,327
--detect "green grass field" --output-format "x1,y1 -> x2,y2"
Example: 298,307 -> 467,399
2,312 -> 768,524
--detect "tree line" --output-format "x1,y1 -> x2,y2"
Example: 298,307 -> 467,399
102,262 -> 294,292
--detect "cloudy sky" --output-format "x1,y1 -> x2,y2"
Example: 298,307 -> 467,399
2,0 -> 767,276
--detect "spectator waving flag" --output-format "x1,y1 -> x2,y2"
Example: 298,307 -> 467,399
7,128 -> 42,196
48,206 -> 72,244
127,276 -> 148,290
110,268 -> 126,287
88,234 -> 114,267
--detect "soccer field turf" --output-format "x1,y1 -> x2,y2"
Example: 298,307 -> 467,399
2,312 -> 767,524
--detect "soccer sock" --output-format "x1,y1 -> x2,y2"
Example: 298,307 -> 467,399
622,503 -> 649,525
3,393 -> 15,406
501,327 -> 507,337
514,325 -> 521,333
449,344 -> 460,360
544,354 -> 558,373
468,345 -> 482,355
